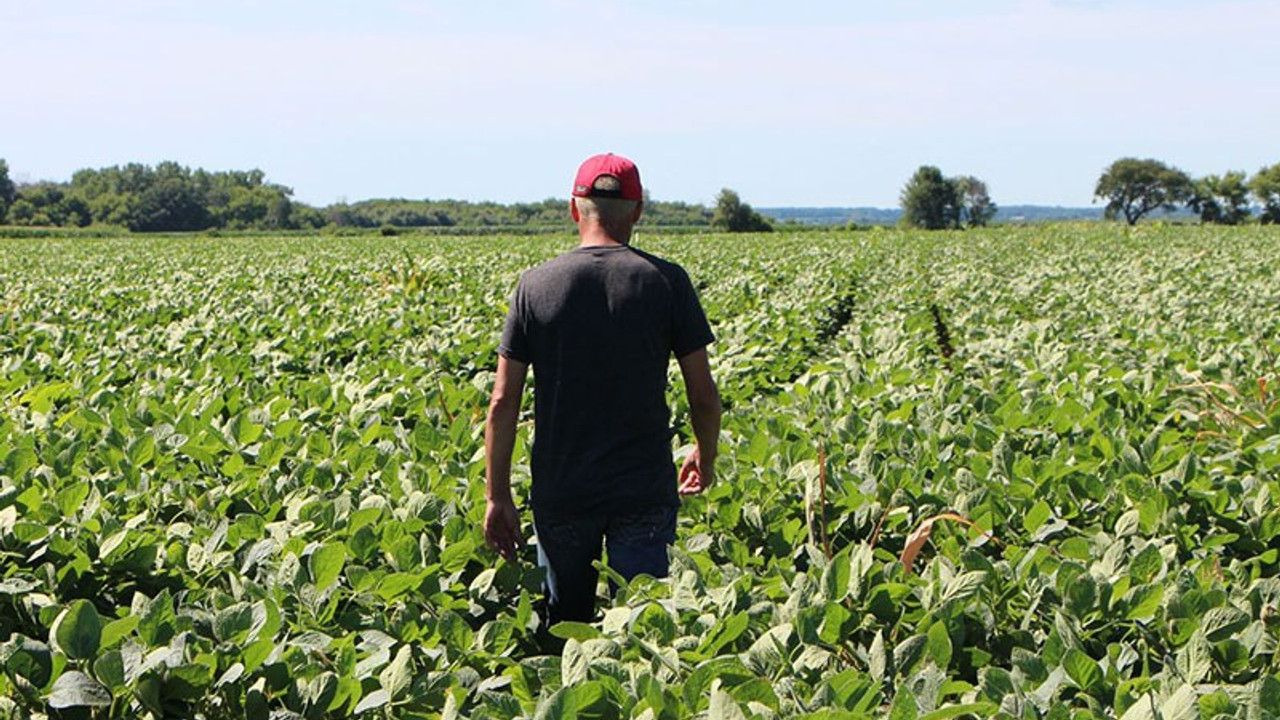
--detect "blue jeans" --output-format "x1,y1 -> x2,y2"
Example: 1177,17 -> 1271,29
534,504 -> 677,624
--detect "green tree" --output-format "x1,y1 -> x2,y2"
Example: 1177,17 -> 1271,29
6,198 -> 35,224
1249,162 -> 1280,225
7,183 -> 91,227
290,203 -> 328,229
129,179 -> 212,232
954,175 -> 997,227
900,166 -> 960,230
1094,158 -> 1192,225
1188,171 -> 1251,225
0,158 -> 16,223
711,188 -> 772,232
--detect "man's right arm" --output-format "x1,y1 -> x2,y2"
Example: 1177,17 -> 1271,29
484,355 -> 527,560
676,348 -> 721,495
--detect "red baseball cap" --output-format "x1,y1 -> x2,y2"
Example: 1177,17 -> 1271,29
572,153 -> 643,201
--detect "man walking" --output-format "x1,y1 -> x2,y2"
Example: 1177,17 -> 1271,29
484,153 -> 721,624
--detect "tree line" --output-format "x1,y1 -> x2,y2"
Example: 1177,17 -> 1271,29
0,160 -> 712,232
896,158 -> 1280,230
5,157 -> 1280,233
0,161 -> 318,231
1093,158 -> 1280,226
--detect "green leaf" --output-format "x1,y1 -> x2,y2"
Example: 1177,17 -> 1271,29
698,611 -> 749,656
549,622 -> 601,641
1065,573 -> 1097,618
1120,444 -> 1148,476
534,686 -> 575,720
353,688 -> 390,714
869,629 -> 889,683
729,677 -> 779,711
1200,605 -> 1249,642
1197,690 -> 1235,720
54,483 -> 90,520
821,669 -> 881,713
1256,676 -> 1280,719
213,603 -> 255,644
0,577 -> 38,594
939,571 -> 986,607
231,412 -> 265,445
1158,684 -> 1197,720
818,602 -> 852,645
888,687 -> 919,720
438,611 -> 474,651
1062,647 -> 1101,691
631,602 -> 677,645
558,681 -> 610,719
3,448 -> 38,479
376,571 -> 423,601
100,615 -> 139,648
978,666 -> 1016,705
562,639 -> 589,687
1114,509 -> 1141,538
127,434 -> 155,467
242,638 -> 275,673
48,670 -> 112,708
51,599 -> 102,660
379,645 -> 412,699
136,589 -> 176,646
93,650 -> 126,690
1122,584 -> 1163,621
440,539 -> 475,573
2,635 -> 52,687
168,663 -> 215,699
848,542 -> 875,600
822,548 -> 852,602
1117,692 -> 1157,720
476,619 -> 515,656
745,624 -> 792,676
925,621 -> 952,670
684,658 -> 754,711
918,703 -> 999,720
1176,631 -> 1211,684
1128,544 -> 1163,584
309,542 -> 347,589
709,680 -> 750,720
1023,500 -> 1051,534
1176,451 -> 1198,486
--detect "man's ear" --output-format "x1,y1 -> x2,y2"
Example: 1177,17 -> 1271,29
633,200 -> 644,223
570,198 -> 581,223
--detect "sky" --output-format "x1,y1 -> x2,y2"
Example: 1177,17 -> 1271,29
4,0 -> 1278,208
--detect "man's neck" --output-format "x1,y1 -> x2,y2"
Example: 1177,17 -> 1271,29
577,223 -> 630,248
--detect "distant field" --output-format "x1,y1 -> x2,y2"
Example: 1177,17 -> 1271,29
1,226 -> 1277,718
757,205 -> 1134,225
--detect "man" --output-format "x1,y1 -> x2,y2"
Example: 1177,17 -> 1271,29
484,153 -> 721,625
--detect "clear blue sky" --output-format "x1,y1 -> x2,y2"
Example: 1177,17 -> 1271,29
4,0 -> 1277,208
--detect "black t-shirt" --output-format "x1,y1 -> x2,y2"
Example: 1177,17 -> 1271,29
499,244 -> 714,522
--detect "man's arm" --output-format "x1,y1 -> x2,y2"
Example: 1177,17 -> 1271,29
484,355 -> 527,560
676,348 -> 721,495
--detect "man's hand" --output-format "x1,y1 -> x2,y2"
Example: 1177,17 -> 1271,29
484,496 -> 522,561
678,446 -> 715,496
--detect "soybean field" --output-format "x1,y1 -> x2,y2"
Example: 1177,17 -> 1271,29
1,226 -> 1278,719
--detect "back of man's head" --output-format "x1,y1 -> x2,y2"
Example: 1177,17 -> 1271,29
574,195 -> 639,224
571,153 -> 644,238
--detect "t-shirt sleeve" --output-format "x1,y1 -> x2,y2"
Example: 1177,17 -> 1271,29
498,279 -> 532,363
671,266 -> 714,358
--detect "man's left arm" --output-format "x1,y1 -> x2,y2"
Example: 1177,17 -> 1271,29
484,355 -> 527,561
